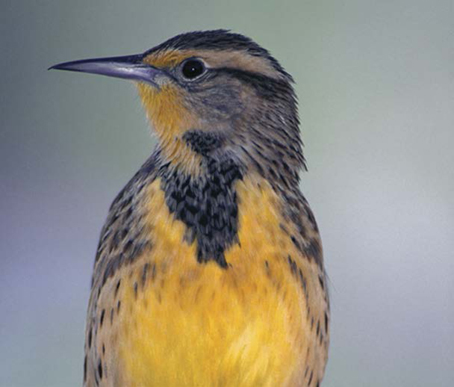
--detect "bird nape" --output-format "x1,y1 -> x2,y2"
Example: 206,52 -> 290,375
51,29 -> 329,387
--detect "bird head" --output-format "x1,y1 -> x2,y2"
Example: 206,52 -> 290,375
51,30 -> 305,183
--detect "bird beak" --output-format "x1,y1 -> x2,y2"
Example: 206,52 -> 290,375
49,54 -> 163,88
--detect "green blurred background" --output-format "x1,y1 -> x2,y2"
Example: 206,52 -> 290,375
1,0 -> 453,386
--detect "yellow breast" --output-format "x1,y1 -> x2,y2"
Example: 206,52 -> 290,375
96,176 -> 324,387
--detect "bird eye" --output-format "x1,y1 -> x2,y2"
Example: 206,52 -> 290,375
181,59 -> 206,80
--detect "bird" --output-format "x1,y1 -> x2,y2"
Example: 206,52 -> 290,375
51,30 -> 329,387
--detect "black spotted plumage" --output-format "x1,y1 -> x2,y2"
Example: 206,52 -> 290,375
160,153 -> 243,268
53,29 -> 331,387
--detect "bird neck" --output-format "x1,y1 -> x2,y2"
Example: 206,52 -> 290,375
144,139 -> 314,269
137,83 -> 205,175
155,147 -> 244,268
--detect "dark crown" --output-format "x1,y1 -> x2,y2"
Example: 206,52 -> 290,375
144,29 -> 293,82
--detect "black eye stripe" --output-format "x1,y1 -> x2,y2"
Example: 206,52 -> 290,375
210,68 -> 292,99
176,64 -> 292,102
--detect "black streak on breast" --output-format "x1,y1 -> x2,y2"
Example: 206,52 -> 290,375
160,132 -> 243,268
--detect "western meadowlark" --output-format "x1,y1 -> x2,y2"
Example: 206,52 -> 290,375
51,30 -> 329,387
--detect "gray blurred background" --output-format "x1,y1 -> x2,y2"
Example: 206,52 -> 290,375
1,0 -> 453,386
